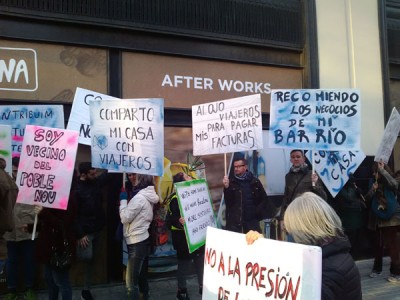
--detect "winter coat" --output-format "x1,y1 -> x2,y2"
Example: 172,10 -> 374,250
280,165 -> 327,219
321,237 -> 362,300
120,186 -> 159,245
0,168 -> 17,235
74,172 -> 108,238
3,203 -> 37,242
224,171 -> 276,233
35,196 -> 78,265
166,193 -> 204,259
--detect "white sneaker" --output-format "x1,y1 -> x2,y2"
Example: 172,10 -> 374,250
369,271 -> 382,278
387,274 -> 400,283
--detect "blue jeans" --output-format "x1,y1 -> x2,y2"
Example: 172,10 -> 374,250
126,238 -> 150,300
44,264 -> 72,300
81,231 -> 100,290
6,240 -> 36,290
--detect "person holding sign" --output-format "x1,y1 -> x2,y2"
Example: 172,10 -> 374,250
222,157 -> 276,233
246,192 -> 362,300
365,161 -> 400,282
33,174 -> 78,300
119,174 -> 159,300
166,172 -> 205,300
278,149 -> 327,239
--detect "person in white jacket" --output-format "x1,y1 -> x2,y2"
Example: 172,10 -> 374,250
119,174 -> 159,300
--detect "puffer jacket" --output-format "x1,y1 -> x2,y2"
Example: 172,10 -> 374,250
224,172 -> 277,233
321,237 -> 362,300
280,166 -> 327,219
120,186 -> 159,245
3,203 -> 37,242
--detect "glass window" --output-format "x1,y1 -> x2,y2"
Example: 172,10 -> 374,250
0,39 -> 108,102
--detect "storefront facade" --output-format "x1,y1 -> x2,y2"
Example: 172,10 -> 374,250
0,0 -> 399,286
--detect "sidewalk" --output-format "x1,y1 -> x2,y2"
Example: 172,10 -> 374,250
30,257 -> 400,299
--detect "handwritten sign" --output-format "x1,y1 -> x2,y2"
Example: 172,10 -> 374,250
203,227 -> 322,299
175,179 -> 216,253
89,98 -> 164,176
16,125 -> 78,210
306,150 -> 366,198
67,87 -> 118,145
192,94 -> 263,155
375,107 -> 400,163
0,125 -> 12,175
0,105 -> 64,156
269,89 -> 361,150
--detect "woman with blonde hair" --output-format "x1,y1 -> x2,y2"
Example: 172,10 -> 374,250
246,192 -> 362,300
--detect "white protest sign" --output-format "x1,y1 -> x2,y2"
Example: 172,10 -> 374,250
16,125 -> 79,210
306,150 -> 366,198
66,87 -> 118,145
203,227 -> 322,299
175,178 -> 216,253
269,89 -> 361,150
0,125 -> 12,175
0,105 -> 64,156
374,107 -> 400,163
89,98 -> 164,176
192,94 -> 263,155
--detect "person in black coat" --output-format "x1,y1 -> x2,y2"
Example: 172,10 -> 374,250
74,162 -> 109,300
222,157 -> 277,233
34,170 -> 78,300
246,192 -> 362,300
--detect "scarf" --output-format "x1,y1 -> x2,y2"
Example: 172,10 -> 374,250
234,170 -> 251,181
290,162 -> 308,173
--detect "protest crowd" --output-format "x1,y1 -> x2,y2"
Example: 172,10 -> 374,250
0,88 -> 399,300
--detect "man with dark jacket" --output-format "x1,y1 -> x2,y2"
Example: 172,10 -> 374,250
222,157 -> 277,233
279,150 -> 327,240
75,162 -> 108,300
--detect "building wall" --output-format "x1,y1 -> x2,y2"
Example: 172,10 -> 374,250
316,0 -> 385,156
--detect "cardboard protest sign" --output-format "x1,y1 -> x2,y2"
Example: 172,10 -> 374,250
67,87 -> 118,145
16,125 -> 78,210
0,105 -> 64,156
192,94 -> 263,155
203,227 -> 322,299
374,107 -> 400,163
0,125 -> 12,175
89,98 -> 164,176
175,178 -> 216,253
269,89 -> 361,150
306,150 -> 366,198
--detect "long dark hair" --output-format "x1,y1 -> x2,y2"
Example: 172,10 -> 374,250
173,172 -> 185,183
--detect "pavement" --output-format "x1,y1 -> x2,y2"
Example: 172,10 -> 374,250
14,257 -> 400,299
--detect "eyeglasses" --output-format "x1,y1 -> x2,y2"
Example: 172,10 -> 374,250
234,165 -> 245,169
